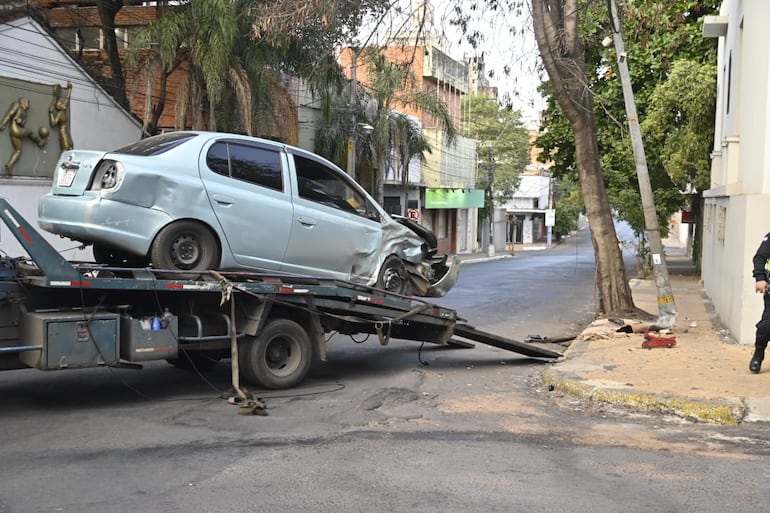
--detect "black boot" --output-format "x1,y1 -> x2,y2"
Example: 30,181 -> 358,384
750,346 -> 765,373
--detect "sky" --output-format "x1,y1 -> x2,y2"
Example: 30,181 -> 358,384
360,0 -> 546,125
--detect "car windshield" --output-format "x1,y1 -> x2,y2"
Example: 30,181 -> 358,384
114,132 -> 198,156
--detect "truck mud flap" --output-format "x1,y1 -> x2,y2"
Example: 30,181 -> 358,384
452,324 -> 563,359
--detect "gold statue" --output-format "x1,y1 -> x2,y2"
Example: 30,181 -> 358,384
0,97 -> 47,175
49,82 -> 73,151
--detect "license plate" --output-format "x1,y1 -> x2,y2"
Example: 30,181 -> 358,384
58,169 -> 77,187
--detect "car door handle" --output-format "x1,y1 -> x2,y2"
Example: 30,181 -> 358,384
211,194 -> 234,206
296,216 -> 316,227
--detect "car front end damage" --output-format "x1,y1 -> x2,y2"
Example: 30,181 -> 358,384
389,215 -> 461,297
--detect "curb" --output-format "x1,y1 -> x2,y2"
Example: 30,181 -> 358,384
541,335 -> 747,425
540,367 -> 745,425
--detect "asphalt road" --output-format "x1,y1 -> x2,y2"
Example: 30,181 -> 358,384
2,223 -> 770,512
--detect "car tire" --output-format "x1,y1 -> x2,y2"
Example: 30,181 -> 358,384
150,221 -> 219,276
92,244 -> 148,268
377,255 -> 413,296
239,319 -> 313,390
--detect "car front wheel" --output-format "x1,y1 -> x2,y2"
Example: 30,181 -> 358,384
377,255 -> 413,296
150,221 -> 219,275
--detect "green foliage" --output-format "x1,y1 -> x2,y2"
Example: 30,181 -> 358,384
641,60 -> 717,192
535,0 -> 719,235
461,92 -> 529,218
126,0 -> 384,135
553,176 -> 583,239
342,49 -> 457,203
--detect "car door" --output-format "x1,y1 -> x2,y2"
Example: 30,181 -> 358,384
281,151 -> 383,283
199,139 -> 294,271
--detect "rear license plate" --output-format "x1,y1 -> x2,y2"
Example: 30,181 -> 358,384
58,169 -> 77,187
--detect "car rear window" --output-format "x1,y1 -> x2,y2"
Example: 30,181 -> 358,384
114,132 -> 198,156
206,141 -> 283,192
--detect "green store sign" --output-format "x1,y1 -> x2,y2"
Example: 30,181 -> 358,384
425,188 -> 485,209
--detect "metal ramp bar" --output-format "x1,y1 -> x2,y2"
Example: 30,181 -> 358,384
452,324 -> 563,359
0,198 -> 81,282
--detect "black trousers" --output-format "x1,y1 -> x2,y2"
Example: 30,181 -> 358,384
756,292 -> 770,348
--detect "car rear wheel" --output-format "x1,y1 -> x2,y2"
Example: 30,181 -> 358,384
377,255 -> 413,296
150,221 -> 219,275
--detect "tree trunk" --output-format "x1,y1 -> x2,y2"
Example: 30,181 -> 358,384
96,0 -> 130,111
532,0 -> 635,316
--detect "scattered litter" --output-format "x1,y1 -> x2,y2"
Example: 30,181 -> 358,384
525,334 -> 548,342
641,331 -> 677,349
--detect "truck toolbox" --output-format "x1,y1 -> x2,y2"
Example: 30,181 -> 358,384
120,315 -> 179,362
19,310 -> 120,370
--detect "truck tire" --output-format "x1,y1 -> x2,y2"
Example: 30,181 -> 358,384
239,319 -> 312,389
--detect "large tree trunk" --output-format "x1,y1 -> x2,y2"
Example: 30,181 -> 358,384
96,0 -> 130,111
532,0 -> 635,316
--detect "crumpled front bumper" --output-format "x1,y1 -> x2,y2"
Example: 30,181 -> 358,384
426,254 -> 461,297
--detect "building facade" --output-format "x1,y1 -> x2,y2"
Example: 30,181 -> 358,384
702,0 -> 770,344
339,39 -> 482,256
0,14 -> 141,259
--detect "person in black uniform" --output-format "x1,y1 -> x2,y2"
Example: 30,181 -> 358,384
750,233 -> 770,373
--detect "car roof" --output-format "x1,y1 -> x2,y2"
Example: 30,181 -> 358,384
114,131 -> 332,167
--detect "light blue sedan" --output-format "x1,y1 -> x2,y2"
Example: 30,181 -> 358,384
38,131 -> 460,297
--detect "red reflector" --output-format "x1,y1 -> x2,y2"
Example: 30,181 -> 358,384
17,226 -> 33,244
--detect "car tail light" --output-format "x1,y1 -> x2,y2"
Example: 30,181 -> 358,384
91,160 -> 124,191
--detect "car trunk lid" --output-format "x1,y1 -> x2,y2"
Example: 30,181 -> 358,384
51,150 -> 108,196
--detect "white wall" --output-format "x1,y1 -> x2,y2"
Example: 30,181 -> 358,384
0,17 -> 141,260
0,17 -> 142,153
703,0 -> 770,344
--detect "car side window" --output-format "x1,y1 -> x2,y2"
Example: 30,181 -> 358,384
206,142 -> 283,192
294,155 -> 378,221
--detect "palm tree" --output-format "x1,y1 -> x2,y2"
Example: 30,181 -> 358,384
357,50 -> 457,205
126,0 -> 349,138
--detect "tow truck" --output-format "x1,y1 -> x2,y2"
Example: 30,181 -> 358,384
0,197 -> 561,411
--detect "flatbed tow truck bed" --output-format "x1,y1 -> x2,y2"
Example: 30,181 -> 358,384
0,197 -> 561,408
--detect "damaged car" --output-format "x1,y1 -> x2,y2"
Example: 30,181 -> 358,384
38,131 -> 460,297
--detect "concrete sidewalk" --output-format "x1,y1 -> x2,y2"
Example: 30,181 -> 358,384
542,244 -> 770,425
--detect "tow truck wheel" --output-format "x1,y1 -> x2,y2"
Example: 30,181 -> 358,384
240,319 -> 312,389
377,255 -> 412,296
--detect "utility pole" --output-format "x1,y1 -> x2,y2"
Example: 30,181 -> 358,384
346,48 -> 358,178
608,0 -> 677,327
487,147 -> 495,257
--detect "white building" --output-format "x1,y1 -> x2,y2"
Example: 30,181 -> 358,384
702,1 -> 770,344
501,166 -> 552,247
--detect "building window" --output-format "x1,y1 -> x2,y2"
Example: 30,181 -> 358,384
717,206 -> 726,244
54,27 -> 131,51
78,27 -> 102,50
54,28 -> 78,51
